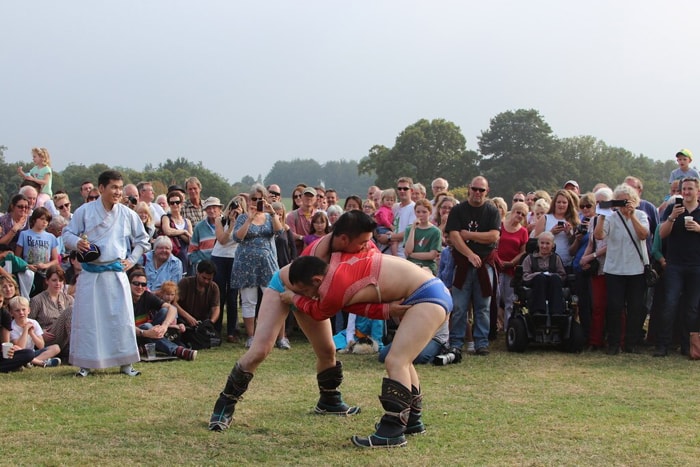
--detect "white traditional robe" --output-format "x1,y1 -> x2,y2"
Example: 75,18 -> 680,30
62,199 -> 150,369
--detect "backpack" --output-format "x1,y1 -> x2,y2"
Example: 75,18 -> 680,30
182,319 -> 219,349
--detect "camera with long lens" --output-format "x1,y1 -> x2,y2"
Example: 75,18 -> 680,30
433,347 -> 462,366
222,200 -> 240,227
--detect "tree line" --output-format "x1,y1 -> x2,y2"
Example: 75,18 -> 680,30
0,108 -> 680,210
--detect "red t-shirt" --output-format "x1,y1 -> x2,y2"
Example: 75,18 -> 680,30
497,225 -> 529,276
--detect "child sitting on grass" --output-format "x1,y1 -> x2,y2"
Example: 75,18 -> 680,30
9,296 -> 61,367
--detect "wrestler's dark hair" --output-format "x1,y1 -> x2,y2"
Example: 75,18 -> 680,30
197,259 -> 217,275
98,170 -> 123,188
288,256 -> 328,286
330,210 -> 377,240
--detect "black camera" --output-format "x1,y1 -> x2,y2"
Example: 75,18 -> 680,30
433,347 -> 462,366
576,220 -> 589,235
598,199 -> 627,209
229,200 -> 239,211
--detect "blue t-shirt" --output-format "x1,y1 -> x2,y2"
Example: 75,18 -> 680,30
16,229 -> 58,265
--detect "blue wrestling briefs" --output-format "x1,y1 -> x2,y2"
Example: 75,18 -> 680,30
268,270 -> 285,293
402,277 -> 453,315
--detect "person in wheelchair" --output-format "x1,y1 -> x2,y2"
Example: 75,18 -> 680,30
521,232 -> 567,315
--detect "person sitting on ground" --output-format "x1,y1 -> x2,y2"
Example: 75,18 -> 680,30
1,291 -> 35,372
129,268 -> 196,361
28,265 -> 73,356
9,296 -> 61,367
155,281 -> 186,335
333,312 -> 385,354
138,235 -> 183,292
281,251 -> 451,448
520,232 -> 567,315
378,320 -> 449,365
175,260 -> 220,330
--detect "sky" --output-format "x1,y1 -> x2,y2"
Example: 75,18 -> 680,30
2,1 -> 699,183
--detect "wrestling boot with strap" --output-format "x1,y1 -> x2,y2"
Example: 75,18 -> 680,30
405,385 -> 426,435
315,361 -> 361,415
375,385 -> 425,434
208,362 -> 254,431
352,378 -> 411,448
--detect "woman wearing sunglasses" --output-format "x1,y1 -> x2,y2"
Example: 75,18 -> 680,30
159,190 -> 193,272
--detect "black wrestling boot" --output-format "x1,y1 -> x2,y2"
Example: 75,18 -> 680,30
315,361 -> 361,415
405,385 -> 426,435
351,378 -> 411,448
208,362 -> 254,431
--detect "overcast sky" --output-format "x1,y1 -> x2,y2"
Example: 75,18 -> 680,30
2,1 -> 699,183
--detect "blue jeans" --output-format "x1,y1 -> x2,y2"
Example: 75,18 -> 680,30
449,265 -> 493,350
138,308 -> 179,355
378,339 -> 445,364
660,263 -> 700,349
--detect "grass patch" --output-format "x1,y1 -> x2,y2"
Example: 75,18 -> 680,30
3,335 -> 700,466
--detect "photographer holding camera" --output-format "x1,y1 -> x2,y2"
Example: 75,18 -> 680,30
212,196 -> 245,341
593,184 -> 649,355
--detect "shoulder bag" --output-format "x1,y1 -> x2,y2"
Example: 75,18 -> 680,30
617,211 -> 658,287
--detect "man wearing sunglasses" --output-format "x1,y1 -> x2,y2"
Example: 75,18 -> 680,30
445,176 -> 501,356
377,177 -> 415,258
266,184 -> 282,204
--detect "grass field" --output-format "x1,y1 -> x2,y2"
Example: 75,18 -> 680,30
3,334 -> 700,466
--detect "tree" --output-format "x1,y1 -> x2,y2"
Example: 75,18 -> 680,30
358,119 -> 479,189
478,109 -> 564,196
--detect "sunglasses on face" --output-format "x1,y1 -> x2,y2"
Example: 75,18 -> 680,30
470,187 -> 486,193
88,196 -> 99,201
131,281 -> 147,287
168,200 -> 182,206
269,191 -> 281,197
513,198 -> 525,203
15,204 -> 29,210
293,194 -> 302,199
396,187 -> 410,191
580,204 -> 593,209
250,197 -> 261,202
57,203 -> 71,210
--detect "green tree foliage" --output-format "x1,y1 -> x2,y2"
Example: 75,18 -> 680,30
478,109 -> 565,196
358,119 -> 480,189
264,158 -> 374,199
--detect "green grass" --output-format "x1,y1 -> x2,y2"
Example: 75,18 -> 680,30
3,335 -> 700,466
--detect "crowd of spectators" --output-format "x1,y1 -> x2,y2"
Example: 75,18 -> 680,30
2,146 -> 700,373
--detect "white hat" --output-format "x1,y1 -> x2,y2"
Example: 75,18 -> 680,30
202,197 -> 223,210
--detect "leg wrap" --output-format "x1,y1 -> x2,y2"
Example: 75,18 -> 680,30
351,378 -> 411,448
208,362 -> 254,431
315,361 -> 360,415
405,385 -> 426,435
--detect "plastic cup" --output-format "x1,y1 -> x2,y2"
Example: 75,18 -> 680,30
3,260 -> 11,274
684,216 -> 693,225
2,342 -> 12,359
144,343 -> 156,359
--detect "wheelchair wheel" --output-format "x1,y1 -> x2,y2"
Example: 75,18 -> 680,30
506,317 -> 528,353
564,320 -> 585,353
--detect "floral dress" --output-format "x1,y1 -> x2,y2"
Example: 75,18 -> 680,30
230,213 -> 279,289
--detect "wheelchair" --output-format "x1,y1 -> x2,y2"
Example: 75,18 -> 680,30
505,244 -> 585,353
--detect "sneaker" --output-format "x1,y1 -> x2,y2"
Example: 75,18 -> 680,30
276,338 -> 291,350
176,346 -> 197,361
42,358 -> 61,368
474,347 -> 490,356
466,342 -> 476,353
120,365 -> 141,377
245,337 -> 254,349
75,368 -> 91,377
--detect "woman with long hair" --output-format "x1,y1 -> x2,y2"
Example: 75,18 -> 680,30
160,190 -> 193,272
533,189 -> 580,269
